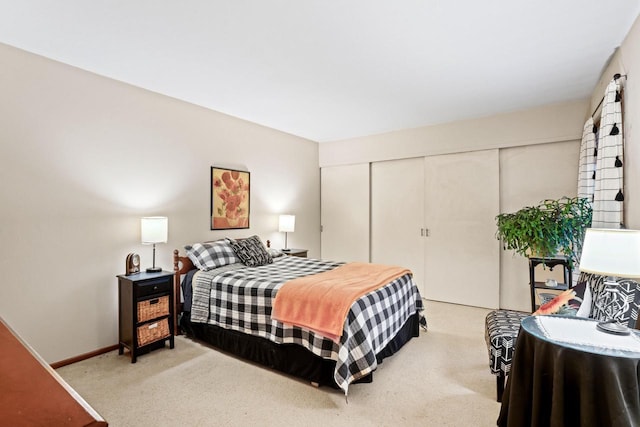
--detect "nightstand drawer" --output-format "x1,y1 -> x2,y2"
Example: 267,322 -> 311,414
137,277 -> 172,298
285,249 -> 307,258
137,318 -> 170,346
137,295 -> 170,323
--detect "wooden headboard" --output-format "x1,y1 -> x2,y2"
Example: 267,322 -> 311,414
173,250 -> 194,277
172,238 -> 271,334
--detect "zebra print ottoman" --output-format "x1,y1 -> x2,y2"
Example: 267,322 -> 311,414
484,309 -> 529,402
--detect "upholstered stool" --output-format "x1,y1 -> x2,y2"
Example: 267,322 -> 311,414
484,309 -> 529,402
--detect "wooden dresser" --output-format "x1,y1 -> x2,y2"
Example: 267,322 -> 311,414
0,317 -> 107,426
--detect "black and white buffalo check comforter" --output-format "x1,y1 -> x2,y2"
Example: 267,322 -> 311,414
190,255 -> 424,395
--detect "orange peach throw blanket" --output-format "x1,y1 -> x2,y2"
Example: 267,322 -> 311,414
272,262 -> 412,342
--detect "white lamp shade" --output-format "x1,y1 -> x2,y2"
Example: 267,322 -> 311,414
278,215 -> 295,233
579,228 -> 640,278
141,217 -> 168,244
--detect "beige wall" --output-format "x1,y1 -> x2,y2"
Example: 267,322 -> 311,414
499,141 -> 580,310
319,100 -> 587,311
319,99 -> 587,167
0,43 -> 320,363
3,14 -> 638,361
318,11 -> 640,310
621,16 -> 640,229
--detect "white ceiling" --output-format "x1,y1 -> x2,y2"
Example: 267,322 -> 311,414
1,1 -> 639,142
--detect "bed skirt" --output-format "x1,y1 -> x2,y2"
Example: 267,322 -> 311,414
180,312 -> 421,388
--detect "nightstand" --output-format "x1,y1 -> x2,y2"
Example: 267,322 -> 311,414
117,271 -> 175,363
283,249 -> 308,258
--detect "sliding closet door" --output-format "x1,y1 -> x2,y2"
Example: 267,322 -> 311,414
320,164 -> 370,263
423,150 -> 500,308
371,158 -> 425,294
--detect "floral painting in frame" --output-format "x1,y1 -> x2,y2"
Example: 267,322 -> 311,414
211,167 -> 250,230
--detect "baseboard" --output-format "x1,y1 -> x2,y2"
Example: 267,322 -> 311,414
50,344 -> 119,369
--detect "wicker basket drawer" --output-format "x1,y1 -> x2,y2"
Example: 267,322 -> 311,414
137,319 -> 170,347
137,295 -> 169,323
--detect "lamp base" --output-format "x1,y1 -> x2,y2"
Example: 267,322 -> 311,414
596,320 -> 631,335
146,267 -> 162,273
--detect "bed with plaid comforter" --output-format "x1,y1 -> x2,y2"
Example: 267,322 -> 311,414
190,255 -> 424,395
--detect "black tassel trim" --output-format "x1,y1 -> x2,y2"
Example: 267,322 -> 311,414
610,124 -> 619,136
594,147 -> 598,157
592,124 -> 598,134
615,189 -> 624,202
592,171 -> 596,180
615,91 -> 621,102
615,156 -> 623,167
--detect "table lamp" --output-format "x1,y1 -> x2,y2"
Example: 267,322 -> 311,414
141,216 -> 168,273
579,228 -> 640,335
278,214 -> 295,251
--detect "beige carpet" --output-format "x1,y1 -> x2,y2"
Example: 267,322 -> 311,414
57,301 -> 501,426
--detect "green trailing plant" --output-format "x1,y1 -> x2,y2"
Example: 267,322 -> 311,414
495,196 -> 592,267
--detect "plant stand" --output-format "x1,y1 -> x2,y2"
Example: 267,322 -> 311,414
528,257 -> 573,312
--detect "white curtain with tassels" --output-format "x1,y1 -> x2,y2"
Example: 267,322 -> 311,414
577,117 -> 597,202
575,116 -> 598,283
592,78 -> 625,229
575,77 -> 625,283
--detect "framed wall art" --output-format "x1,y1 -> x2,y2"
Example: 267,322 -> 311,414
211,167 -> 250,230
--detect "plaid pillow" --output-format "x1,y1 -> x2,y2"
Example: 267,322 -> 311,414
185,240 -> 239,271
230,235 -> 273,267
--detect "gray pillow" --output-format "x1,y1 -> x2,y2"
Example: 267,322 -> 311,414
579,272 -> 640,328
230,235 -> 273,267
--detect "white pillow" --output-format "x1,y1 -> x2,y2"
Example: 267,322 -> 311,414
576,283 -> 592,318
268,248 -> 284,258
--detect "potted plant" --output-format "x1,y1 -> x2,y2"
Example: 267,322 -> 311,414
495,196 -> 592,267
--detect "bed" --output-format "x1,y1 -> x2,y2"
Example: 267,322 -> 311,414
173,236 -> 425,396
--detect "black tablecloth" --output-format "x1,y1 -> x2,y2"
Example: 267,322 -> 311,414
498,316 -> 640,427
